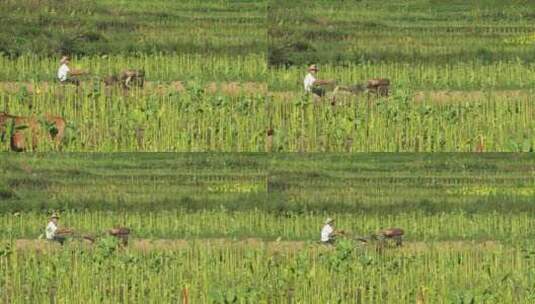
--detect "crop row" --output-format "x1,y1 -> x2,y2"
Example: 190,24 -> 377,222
268,0 -> 535,66
2,86 -> 267,152
0,54 -> 266,82
2,210 -> 535,241
5,88 -> 534,151
269,61 -> 535,91
269,92 -> 535,152
2,239 -> 535,303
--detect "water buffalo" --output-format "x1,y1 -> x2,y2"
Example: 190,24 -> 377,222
0,112 -> 66,152
366,78 -> 390,96
374,227 -> 404,246
109,227 -> 131,246
333,78 -> 391,98
104,69 -> 145,90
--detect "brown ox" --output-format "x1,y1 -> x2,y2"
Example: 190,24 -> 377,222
356,227 -> 405,248
104,69 -> 145,90
333,78 -> 391,98
375,227 -> 404,246
0,112 -> 66,152
109,227 -> 131,246
366,78 -> 390,96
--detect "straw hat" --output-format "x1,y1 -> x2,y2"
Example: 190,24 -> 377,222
60,56 -> 70,64
324,217 -> 334,224
308,64 -> 318,72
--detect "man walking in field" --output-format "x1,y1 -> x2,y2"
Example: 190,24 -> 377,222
304,64 -> 334,97
57,56 -> 84,86
45,213 -> 68,245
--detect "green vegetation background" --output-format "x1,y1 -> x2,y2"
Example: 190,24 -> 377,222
1,0 -> 266,57
269,0 -> 535,66
3,153 -> 535,214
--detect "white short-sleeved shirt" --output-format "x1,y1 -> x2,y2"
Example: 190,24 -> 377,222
46,221 -> 58,239
304,73 -> 317,92
321,224 -> 334,242
57,64 -> 70,81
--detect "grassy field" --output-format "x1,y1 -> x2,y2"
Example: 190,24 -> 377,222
4,1 -> 535,302
0,0 -> 267,152
4,241 -> 534,303
269,0 -> 535,67
1,78 -> 267,152
2,153 -> 535,302
2,1 -> 535,152
1,0 -> 265,57
268,0 -> 535,152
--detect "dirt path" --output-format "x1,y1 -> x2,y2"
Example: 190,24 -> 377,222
269,89 -> 532,104
11,238 -> 501,254
412,89 -> 532,104
0,81 -> 267,96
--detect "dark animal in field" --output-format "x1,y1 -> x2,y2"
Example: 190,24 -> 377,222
109,227 -> 131,246
0,112 -> 65,152
366,78 -> 390,96
104,69 -> 145,89
121,69 -> 145,88
356,227 -> 405,247
373,227 -> 404,246
334,78 -> 390,97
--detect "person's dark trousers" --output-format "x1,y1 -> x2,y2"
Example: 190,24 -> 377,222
50,236 -> 66,245
59,77 -> 80,87
311,86 -> 326,97
321,239 -> 335,246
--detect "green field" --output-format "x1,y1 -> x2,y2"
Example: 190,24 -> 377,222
269,0 -> 535,67
1,0 -> 265,57
268,0 -> 535,152
1,1 -> 535,151
0,0 -> 267,152
3,154 -> 535,302
2,1 -> 535,302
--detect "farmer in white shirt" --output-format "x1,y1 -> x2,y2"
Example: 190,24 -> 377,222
320,217 -> 338,245
46,213 -> 66,245
57,56 -> 81,86
304,64 -> 334,97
